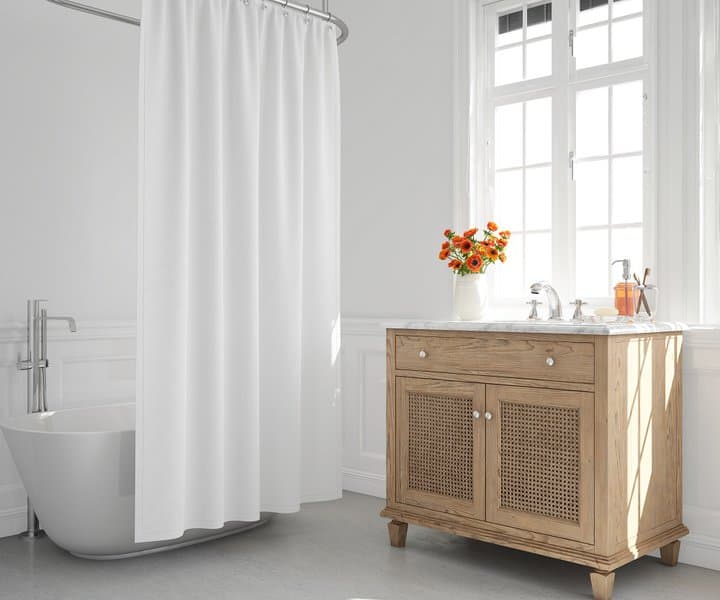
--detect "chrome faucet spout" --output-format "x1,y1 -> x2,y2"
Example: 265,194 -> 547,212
45,316 -> 77,333
530,281 -> 563,320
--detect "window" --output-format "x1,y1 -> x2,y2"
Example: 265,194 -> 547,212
479,0 -> 653,304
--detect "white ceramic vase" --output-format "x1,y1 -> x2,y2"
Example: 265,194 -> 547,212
453,273 -> 488,321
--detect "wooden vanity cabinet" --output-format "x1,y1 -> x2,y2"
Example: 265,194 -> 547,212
382,329 -> 688,600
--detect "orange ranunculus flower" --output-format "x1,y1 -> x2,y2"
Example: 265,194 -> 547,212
442,241 -> 450,250
452,236 -> 464,248
439,248 -> 451,260
463,228 -> 479,238
467,254 -> 483,272
444,229 -> 453,237
448,259 -> 462,269
499,253 -> 507,262
497,238 -> 507,248
499,230 -> 511,239
459,238 -> 473,253
487,221 -> 498,232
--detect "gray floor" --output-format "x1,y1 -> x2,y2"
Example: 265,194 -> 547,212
0,493 -> 718,600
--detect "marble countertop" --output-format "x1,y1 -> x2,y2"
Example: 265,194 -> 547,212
384,319 -> 687,336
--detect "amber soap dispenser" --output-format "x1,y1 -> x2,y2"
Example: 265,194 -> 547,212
612,258 -> 635,317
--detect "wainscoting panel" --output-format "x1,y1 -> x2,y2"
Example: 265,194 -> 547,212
341,318 -> 720,570
0,321 -> 135,538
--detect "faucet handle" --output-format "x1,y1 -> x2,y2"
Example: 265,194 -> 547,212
570,299 -> 588,321
527,299 -> 543,320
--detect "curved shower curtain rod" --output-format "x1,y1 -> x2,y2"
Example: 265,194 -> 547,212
45,0 -> 349,45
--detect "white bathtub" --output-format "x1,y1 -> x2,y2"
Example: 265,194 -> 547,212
0,403 -> 268,559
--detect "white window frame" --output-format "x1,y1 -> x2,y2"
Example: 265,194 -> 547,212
473,0 -> 658,309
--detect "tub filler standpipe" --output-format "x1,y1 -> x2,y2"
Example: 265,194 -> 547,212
15,299 -> 77,539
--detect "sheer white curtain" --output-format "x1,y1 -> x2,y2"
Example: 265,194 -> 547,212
135,0 -> 341,543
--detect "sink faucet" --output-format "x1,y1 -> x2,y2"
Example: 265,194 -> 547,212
530,282 -> 563,320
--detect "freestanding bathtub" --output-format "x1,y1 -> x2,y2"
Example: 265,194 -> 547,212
0,403 -> 268,559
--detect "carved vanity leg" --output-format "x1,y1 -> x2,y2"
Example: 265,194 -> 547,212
660,540 -> 681,566
388,520 -> 408,548
589,570 -> 615,600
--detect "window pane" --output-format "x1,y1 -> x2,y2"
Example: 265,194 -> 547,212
612,156 -> 643,224
498,7 -> 524,44
575,160 -> 609,227
494,233 -> 525,297
575,25 -> 609,69
495,169 -> 524,231
526,97 -> 552,165
526,38 -> 552,80
495,103 -> 524,169
576,87 -> 609,158
611,227 -> 643,277
525,166 -> 552,230
612,16 -> 643,62
578,1 -> 608,27
527,2 -> 553,39
612,80 -> 643,154
495,45 -> 524,86
526,232 -> 552,286
576,229 -> 609,297
612,0 -> 642,19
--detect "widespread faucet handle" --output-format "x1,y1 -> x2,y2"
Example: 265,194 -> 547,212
526,299 -> 543,320
570,299 -> 588,322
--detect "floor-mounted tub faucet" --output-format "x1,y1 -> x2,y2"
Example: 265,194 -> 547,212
15,299 -> 77,539
530,282 -> 563,320
17,300 -> 77,413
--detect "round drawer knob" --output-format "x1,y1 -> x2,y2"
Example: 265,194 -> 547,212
484,412 -> 493,421
472,410 -> 481,420
546,356 -> 555,367
418,350 -> 427,359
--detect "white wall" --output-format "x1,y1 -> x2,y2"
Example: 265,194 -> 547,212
0,0 -> 141,324
334,0 -> 455,321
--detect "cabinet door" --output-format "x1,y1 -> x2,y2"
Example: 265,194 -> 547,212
396,377 -> 485,519
486,385 -> 594,544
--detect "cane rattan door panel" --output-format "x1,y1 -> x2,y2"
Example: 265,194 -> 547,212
486,385 -> 594,544
397,378 -> 485,518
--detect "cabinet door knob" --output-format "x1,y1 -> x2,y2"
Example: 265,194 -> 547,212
472,410 -> 481,420
546,356 -> 555,367
484,411 -> 493,421
418,350 -> 427,359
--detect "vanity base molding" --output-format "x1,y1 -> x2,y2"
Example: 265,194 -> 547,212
382,328 -> 687,600
381,506 -> 688,571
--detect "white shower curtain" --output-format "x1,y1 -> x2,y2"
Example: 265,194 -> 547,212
135,0 -> 341,543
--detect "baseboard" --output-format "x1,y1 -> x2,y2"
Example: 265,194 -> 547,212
0,505 -> 26,539
342,468 -> 386,498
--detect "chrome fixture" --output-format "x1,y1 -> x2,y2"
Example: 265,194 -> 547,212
15,300 -> 77,538
611,258 -> 631,282
570,299 -> 588,322
45,0 -> 350,45
526,298 -> 542,320
530,282 -> 563,320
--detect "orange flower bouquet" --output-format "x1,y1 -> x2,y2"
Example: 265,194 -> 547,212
439,223 -> 511,321
439,223 -> 511,275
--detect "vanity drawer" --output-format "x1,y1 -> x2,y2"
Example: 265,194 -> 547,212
394,334 -> 595,384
